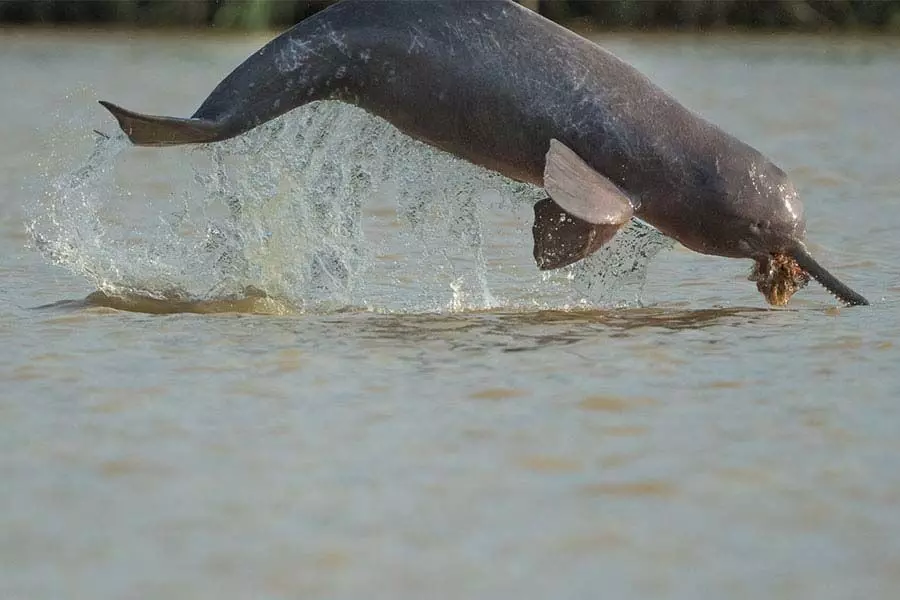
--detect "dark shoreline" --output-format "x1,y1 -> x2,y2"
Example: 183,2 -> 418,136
2,1 -> 900,33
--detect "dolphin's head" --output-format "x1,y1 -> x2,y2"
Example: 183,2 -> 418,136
730,160 -> 806,259
687,150 -> 868,307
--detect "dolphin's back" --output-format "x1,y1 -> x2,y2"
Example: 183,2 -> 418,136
101,0 -> 735,201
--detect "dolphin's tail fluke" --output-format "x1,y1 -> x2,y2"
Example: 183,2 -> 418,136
99,101 -> 228,147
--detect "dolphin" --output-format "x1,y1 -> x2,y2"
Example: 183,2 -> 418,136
99,0 -> 869,306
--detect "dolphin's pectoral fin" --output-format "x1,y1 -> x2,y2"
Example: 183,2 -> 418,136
543,139 -> 635,226
532,197 -> 624,270
534,139 -> 634,269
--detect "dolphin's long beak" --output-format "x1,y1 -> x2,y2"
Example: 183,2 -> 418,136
789,244 -> 869,306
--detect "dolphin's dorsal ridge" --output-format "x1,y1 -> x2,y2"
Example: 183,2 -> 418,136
543,139 -> 634,226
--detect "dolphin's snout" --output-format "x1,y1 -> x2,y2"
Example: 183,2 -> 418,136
789,244 -> 869,307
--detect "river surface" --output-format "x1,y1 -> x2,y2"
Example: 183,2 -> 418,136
2,28 -> 900,600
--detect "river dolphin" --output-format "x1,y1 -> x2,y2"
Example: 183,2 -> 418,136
99,0 -> 869,306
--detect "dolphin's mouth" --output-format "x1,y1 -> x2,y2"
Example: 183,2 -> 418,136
749,246 -> 869,307
749,253 -> 809,306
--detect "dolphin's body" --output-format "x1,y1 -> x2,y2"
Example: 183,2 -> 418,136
100,0 -> 868,306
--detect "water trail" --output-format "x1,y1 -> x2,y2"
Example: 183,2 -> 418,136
28,101 -> 673,314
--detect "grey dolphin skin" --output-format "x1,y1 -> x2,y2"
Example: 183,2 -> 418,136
99,0 -> 869,306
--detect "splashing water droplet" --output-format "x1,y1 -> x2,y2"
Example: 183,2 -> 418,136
28,101 -> 672,313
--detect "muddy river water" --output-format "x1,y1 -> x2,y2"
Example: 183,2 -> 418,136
2,29 -> 900,599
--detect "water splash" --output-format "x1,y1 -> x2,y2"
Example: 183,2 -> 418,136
27,130 -> 130,293
28,101 -> 673,314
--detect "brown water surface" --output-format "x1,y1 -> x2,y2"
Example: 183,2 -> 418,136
2,29 -> 900,600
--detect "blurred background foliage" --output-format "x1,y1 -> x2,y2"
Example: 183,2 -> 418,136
2,0 -> 900,31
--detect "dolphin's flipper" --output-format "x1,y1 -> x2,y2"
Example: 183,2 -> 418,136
532,197 -> 622,270
534,139 -> 634,269
99,101 -> 225,147
543,139 -> 635,226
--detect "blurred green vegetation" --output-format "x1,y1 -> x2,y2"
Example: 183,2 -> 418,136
2,0 -> 900,31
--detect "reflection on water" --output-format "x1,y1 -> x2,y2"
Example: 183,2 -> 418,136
334,306 -> 777,351
38,289 -> 775,342
36,288 -> 298,315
